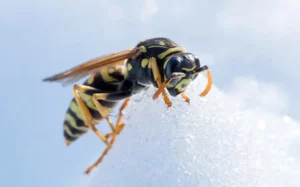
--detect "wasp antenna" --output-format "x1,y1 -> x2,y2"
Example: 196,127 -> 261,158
193,65 -> 209,74
199,69 -> 212,97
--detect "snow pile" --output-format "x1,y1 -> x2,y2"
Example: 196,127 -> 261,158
85,75 -> 300,187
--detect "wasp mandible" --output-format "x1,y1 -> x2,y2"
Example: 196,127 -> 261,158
43,37 -> 212,174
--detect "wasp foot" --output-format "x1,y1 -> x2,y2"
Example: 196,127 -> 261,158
85,133 -> 116,175
162,89 -> 172,108
181,93 -> 190,104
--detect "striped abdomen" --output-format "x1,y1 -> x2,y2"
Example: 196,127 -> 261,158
63,65 -> 126,145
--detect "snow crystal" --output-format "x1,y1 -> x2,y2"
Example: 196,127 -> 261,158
86,75 -> 300,187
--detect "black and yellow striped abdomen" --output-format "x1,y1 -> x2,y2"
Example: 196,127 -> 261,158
63,65 -> 127,145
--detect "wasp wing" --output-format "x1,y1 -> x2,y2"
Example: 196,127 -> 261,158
43,47 -> 142,86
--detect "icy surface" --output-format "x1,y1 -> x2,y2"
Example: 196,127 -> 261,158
84,75 -> 300,187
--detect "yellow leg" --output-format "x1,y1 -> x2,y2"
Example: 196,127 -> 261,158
85,130 -> 119,174
114,98 -> 130,132
150,57 -> 173,107
85,98 -> 130,174
161,89 -> 172,107
73,84 -> 108,145
181,92 -> 190,104
152,72 -> 187,108
93,93 -> 129,134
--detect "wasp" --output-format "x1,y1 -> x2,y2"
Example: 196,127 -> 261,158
43,37 -> 212,174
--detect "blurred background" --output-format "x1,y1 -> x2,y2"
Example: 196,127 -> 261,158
1,0 -> 299,186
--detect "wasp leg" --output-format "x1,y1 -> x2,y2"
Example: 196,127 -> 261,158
114,98 -> 130,133
73,84 -> 109,145
152,72 -> 187,107
161,89 -> 172,108
150,57 -> 172,107
85,129 -> 120,174
181,92 -> 190,104
85,93 -> 131,174
92,92 -> 131,134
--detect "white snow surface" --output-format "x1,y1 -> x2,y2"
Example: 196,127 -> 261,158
84,75 -> 300,187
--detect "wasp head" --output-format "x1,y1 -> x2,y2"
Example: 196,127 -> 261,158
163,53 -> 208,97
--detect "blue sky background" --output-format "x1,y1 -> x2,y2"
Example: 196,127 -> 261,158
1,0 -> 300,186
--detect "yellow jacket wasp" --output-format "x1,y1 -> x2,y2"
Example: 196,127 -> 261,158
43,37 -> 212,174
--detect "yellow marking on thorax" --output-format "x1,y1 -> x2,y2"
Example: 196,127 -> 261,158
150,57 -> 162,84
175,78 -> 192,92
127,63 -> 133,71
100,67 -> 119,82
159,41 -> 166,45
158,47 -> 184,59
148,45 -> 168,49
63,125 -> 82,138
140,46 -> 147,52
141,58 -> 149,68
65,113 -> 89,131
